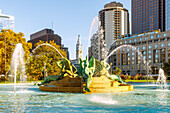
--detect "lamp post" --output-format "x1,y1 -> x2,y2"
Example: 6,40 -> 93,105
146,61 -> 148,83
155,67 -> 157,75
4,30 -> 6,83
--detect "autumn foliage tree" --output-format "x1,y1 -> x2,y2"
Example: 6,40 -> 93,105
0,29 -> 32,76
26,40 -> 67,80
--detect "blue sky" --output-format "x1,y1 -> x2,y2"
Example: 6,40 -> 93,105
1,0 -> 131,59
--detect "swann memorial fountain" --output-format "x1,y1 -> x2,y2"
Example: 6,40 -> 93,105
36,42 -> 133,93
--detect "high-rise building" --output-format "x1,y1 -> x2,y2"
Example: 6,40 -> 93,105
88,25 -> 106,61
0,9 -> 15,31
166,0 -> 170,31
28,28 -> 61,49
132,0 -> 166,35
28,28 -> 69,59
99,2 -> 129,50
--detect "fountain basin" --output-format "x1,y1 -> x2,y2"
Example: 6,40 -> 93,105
39,76 -> 133,93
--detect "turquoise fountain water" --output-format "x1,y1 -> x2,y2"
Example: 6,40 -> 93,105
0,84 -> 169,112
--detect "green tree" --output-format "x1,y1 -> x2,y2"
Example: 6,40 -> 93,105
0,29 -> 32,77
26,40 -> 67,79
163,60 -> 170,76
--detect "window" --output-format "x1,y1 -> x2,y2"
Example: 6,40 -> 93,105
148,45 -> 152,49
155,44 -> 158,48
127,49 -> 130,52
129,40 -> 132,43
132,57 -> 135,60
168,43 -> 170,46
139,38 -> 142,41
132,66 -> 135,69
161,43 -> 165,47
132,61 -> 135,64
145,37 -> 147,40
137,47 -> 140,50
143,51 -> 146,55
151,36 -> 154,39
132,53 -> 135,56
155,55 -> 159,58
143,46 -> 146,50
125,41 -> 127,44
144,56 -> 146,59
149,55 -> 152,59
168,53 -> 170,57
163,33 -> 167,37
134,39 -> 137,42
132,48 -> 135,51
161,49 -> 165,52
157,34 -> 160,38
148,50 -> 152,54
156,50 -> 159,53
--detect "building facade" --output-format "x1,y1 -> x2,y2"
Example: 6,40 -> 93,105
99,2 -> 129,50
28,28 -> 69,59
0,9 -> 14,31
88,26 -> 106,61
28,29 -> 61,49
61,44 -> 69,59
108,30 -> 170,76
166,0 -> 170,31
132,0 -> 166,35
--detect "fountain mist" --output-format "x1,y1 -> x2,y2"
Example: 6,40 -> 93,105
156,68 -> 167,89
10,43 -> 26,85
32,43 -> 64,58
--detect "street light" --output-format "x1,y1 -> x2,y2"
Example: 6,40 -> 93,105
155,66 -> 157,75
4,30 -> 6,82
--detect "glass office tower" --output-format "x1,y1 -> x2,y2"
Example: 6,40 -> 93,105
132,0 -> 165,35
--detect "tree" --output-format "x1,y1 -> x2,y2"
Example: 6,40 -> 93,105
163,60 -> 170,76
26,40 -> 67,79
0,29 -> 32,77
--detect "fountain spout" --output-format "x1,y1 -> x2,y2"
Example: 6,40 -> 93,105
156,68 -> 167,89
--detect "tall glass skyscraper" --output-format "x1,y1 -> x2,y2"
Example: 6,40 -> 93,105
0,9 -> 15,31
132,0 -> 166,35
166,0 -> 170,31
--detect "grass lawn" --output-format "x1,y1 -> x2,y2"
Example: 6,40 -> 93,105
0,80 -> 43,84
125,80 -> 170,83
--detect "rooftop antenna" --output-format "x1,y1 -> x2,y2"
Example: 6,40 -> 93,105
52,21 -> 53,30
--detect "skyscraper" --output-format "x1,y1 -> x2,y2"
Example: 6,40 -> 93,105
132,0 -> 166,35
0,9 -> 15,31
28,28 -> 61,49
166,0 -> 170,31
99,2 -> 129,50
